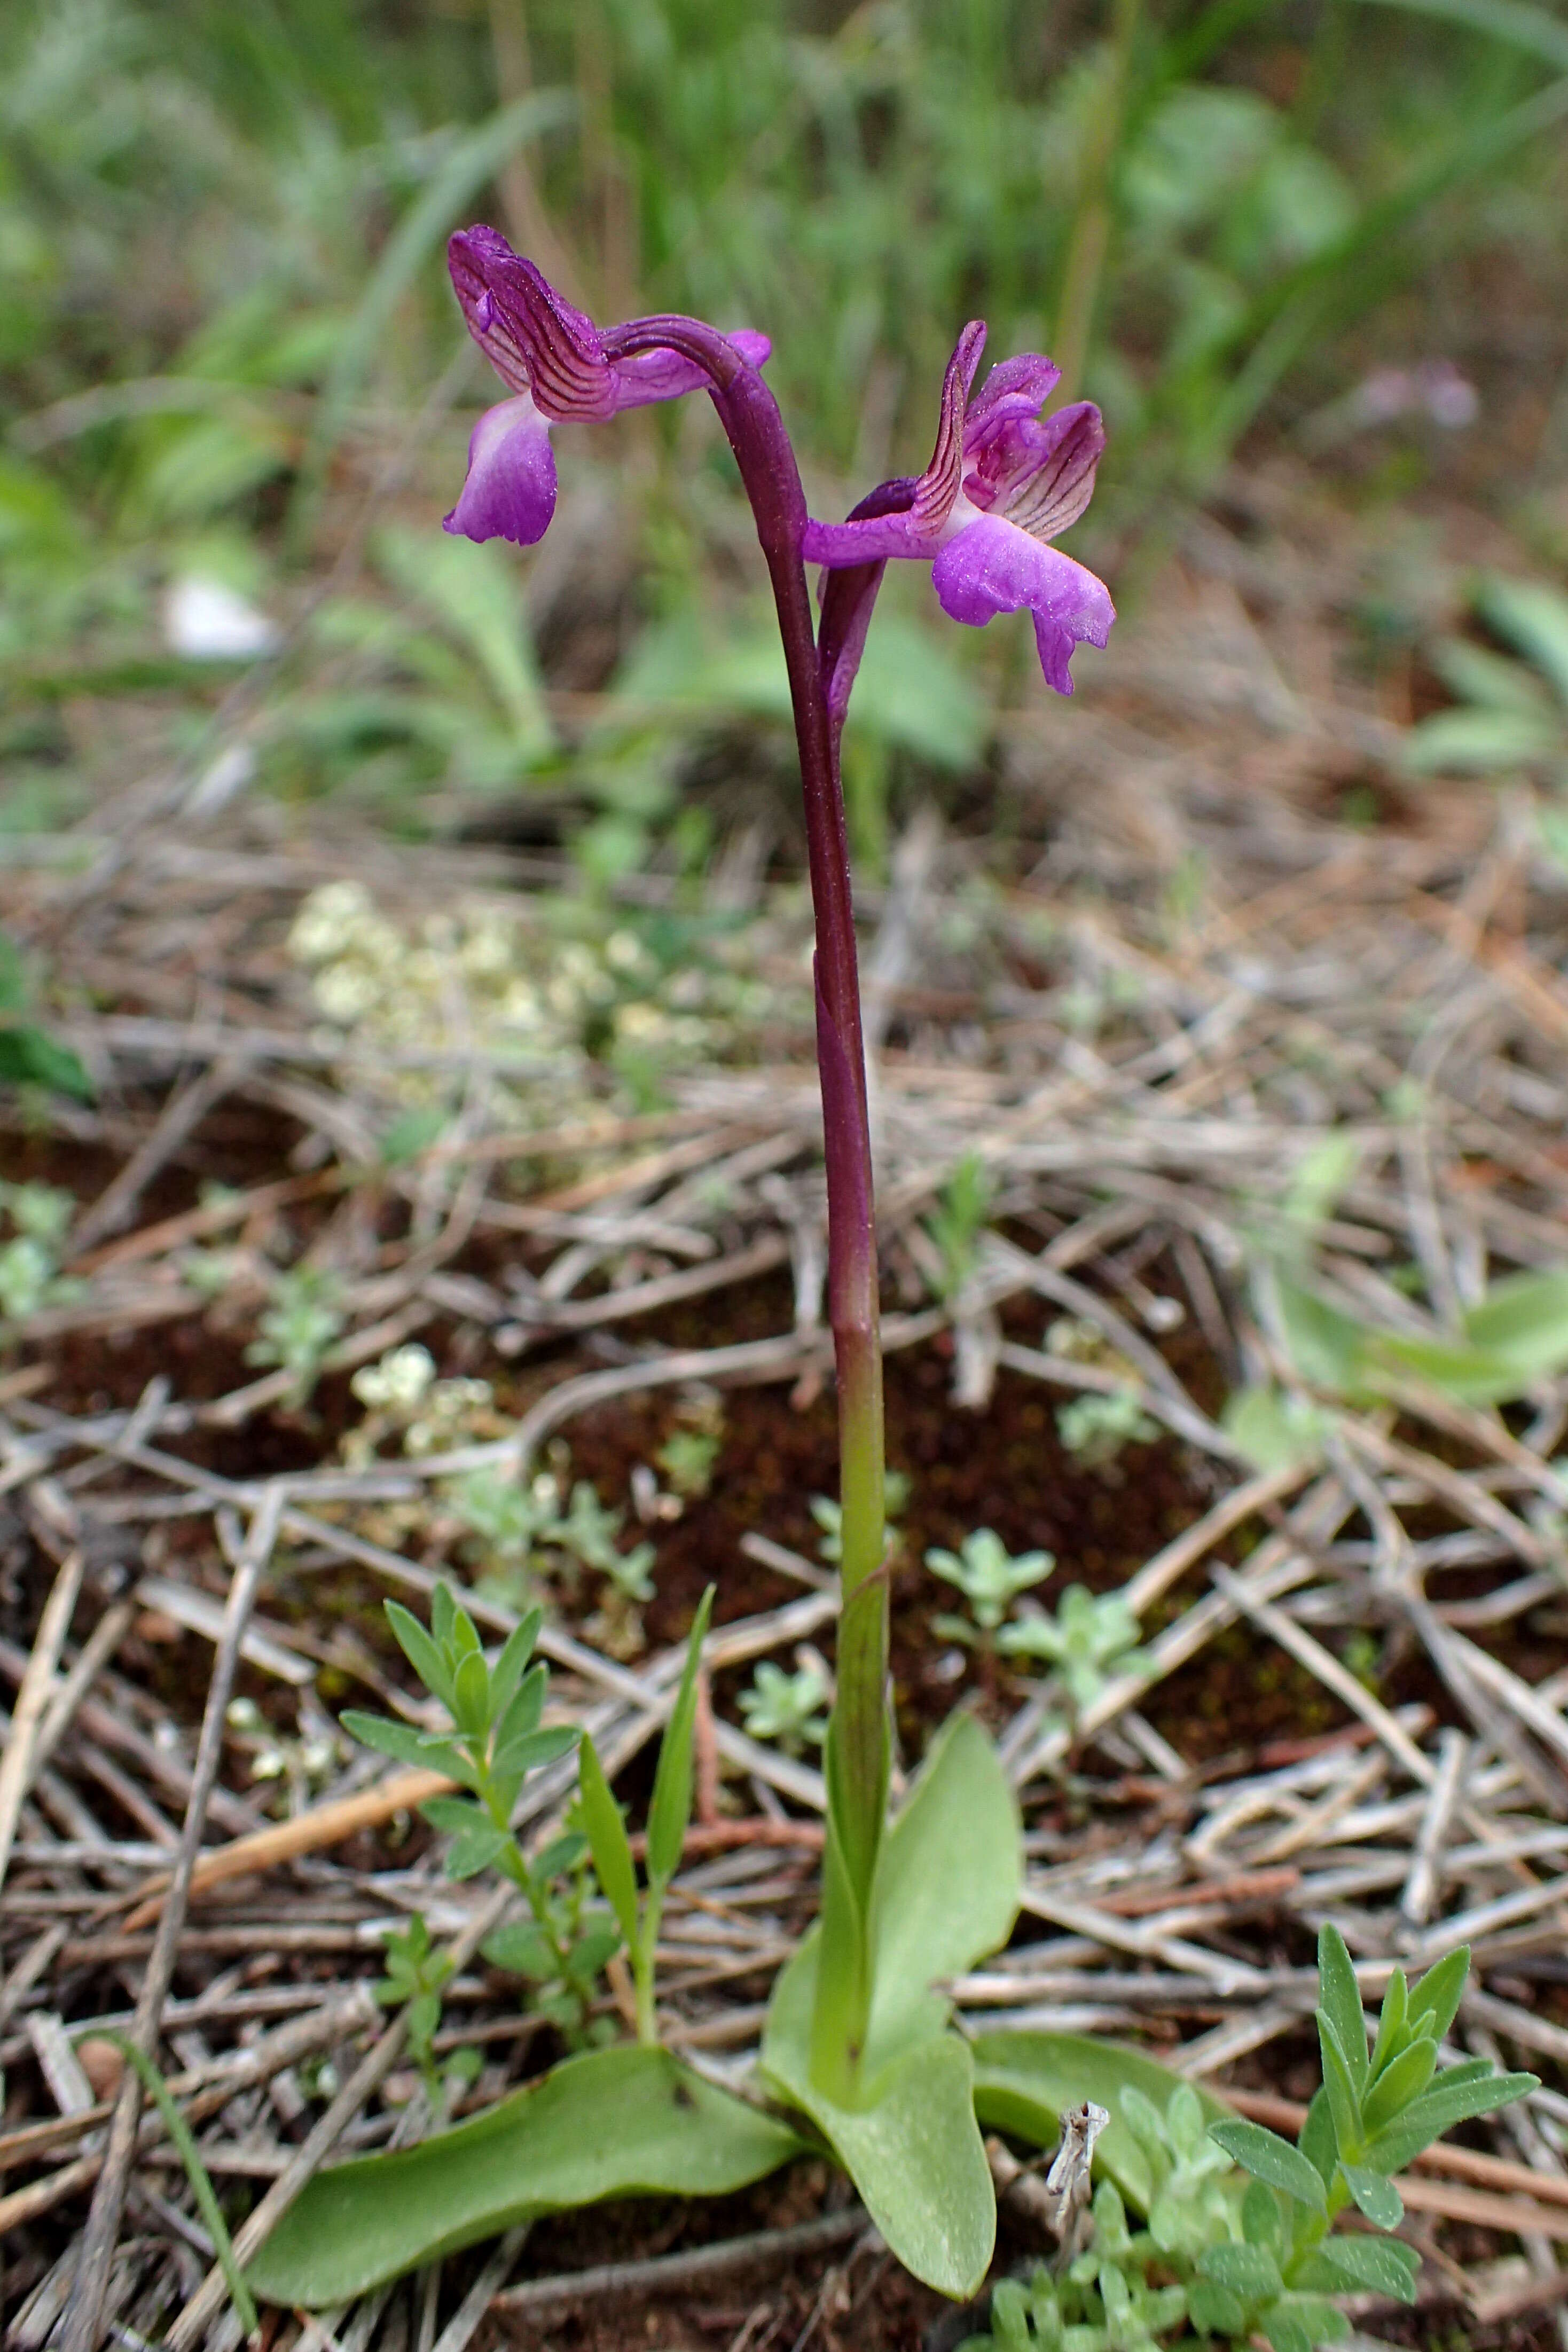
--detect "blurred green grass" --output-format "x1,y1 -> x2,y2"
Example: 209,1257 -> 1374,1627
3,0 -> 1566,858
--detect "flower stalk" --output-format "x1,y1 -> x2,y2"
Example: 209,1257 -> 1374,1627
440,226 -> 1114,2103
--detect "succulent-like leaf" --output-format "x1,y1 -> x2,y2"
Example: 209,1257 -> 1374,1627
246,2046 -> 807,2307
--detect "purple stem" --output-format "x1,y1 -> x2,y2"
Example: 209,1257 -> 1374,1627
606,318 -> 888,2079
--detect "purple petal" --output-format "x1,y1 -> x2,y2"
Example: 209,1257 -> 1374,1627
931,514 -> 1114,694
965,401 -> 1105,542
448,226 -> 615,421
608,327 -> 771,410
442,395 -> 558,546
907,320 -> 986,538
964,352 -> 1062,436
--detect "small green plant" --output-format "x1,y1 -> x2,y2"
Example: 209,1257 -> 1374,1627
0,932 -> 92,1102
925,1528 -> 1055,1647
450,1468 -> 559,1569
1403,575 -> 1568,789
810,1468 -> 911,1566
1057,1389 -> 1159,1468
576,1588 -> 715,2044
739,1652 -> 832,1753
0,1181 -> 82,1323
553,1479 -> 657,1603
925,1152 -> 994,1305
654,1425 -> 722,1499
959,2179 -> 1189,2352
998,1585 -> 1144,1713
343,1585 -> 618,2046
963,1933 -> 1536,2351
246,1263 -> 346,1400
375,1913 -> 480,2117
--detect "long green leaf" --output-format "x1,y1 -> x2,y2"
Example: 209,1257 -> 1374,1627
576,1733 -> 639,1952
646,1586 -> 714,1892
246,2046 -> 806,2308
100,2032 -> 258,2336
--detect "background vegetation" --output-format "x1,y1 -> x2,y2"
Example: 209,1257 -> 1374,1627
3,0 -> 1568,861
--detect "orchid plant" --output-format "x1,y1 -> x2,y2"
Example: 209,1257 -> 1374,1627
242,236 -> 1533,2335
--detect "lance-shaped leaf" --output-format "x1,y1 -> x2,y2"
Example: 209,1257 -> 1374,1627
577,1732 -> 638,1952
646,1586 -> 714,1892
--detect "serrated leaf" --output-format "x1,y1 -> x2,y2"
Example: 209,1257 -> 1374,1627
385,1602 -> 452,1710
1197,2240 -> 1284,2298
576,1733 -> 639,1951
1208,2120 -> 1327,2215
1341,2164 -> 1403,2228
1317,1925 -> 1368,2091
246,2045 -> 806,2306
1408,1944 -> 1469,2040
1362,2035 -> 1437,2136
646,1586 -> 714,1891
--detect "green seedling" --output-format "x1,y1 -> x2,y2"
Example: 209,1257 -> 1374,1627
998,1585 -> 1144,1713
654,1425 -> 722,1499
0,932 -> 92,1102
924,1528 -> 1055,1645
963,1932 -> 1536,2351
575,1586 -> 715,2045
375,1913 -> 479,2116
246,1263 -> 346,1400
924,1152 -> 994,1305
553,1479 -> 656,1603
1057,1387 -> 1159,1467
810,1468 -> 910,1566
739,1653 -> 832,1753
0,1181 -> 82,1323
343,1585 -> 616,2045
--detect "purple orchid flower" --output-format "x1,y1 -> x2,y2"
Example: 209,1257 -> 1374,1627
804,321 -> 1114,695
443,226 -> 771,548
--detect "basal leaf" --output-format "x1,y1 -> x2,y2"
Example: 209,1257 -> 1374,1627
246,2046 -> 806,2307
761,1714 -> 1020,2296
972,2034 -> 1233,2216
